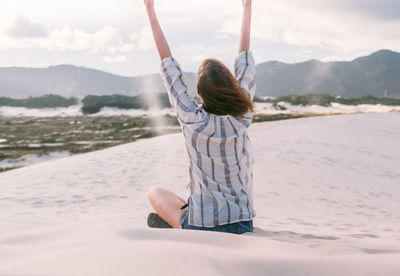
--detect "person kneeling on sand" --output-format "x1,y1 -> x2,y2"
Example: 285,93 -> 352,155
144,0 -> 256,234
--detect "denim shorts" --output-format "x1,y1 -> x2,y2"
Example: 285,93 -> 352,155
181,211 -> 253,235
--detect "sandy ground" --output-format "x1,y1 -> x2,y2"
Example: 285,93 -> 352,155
0,112 -> 399,275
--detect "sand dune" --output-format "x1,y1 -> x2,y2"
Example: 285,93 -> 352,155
0,113 -> 399,275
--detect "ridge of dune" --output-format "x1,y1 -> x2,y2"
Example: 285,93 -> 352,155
0,113 -> 399,275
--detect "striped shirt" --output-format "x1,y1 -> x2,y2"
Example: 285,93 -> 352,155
160,51 -> 256,227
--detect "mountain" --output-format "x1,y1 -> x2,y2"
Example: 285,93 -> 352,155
255,49 -> 400,98
0,65 -> 197,99
0,50 -> 399,99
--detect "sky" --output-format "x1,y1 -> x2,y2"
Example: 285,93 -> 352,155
0,0 -> 399,76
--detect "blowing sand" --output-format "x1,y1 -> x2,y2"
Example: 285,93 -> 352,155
0,113 -> 399,275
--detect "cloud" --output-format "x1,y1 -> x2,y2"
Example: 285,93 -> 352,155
0,0 -> 399,76
129,26 -> 154,51
6,16 -> 48,38
102,55 -> 127,63
316,0 -> 400,21
219,0 -> 400,60
47,26 -> 127,52
0,17 -> 153,55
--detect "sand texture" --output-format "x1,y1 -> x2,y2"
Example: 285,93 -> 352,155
1,113 -> 399,275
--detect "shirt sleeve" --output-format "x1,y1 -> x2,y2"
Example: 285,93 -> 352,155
234,50 -> 256,100
160,56 -> 205,125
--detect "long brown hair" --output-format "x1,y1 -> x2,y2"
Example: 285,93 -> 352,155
197,58 -> 256,117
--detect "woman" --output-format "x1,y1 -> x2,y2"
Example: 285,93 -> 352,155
144,0 -> 256,234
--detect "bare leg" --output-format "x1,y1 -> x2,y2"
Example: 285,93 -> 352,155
148,186 -> 188,229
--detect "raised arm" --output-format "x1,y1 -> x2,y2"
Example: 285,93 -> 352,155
234,0 -> 256,101
143,0 -> 204,125
144,0 -> 172,60
239,0 -> 252,53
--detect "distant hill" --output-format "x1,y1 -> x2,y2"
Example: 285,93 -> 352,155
256,49 -> 400,98
0,65 -> 197,99
0,50 -> 399,99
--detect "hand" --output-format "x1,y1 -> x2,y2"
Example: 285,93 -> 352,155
144,0 -> 154,9
242,0 -> 252,7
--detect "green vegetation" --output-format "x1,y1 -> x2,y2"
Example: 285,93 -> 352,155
0,168 -> 15,173
253,96 -> 269,103
335,95 -> 400,106
0,115 -> 180,163
0,94 -> 78,108
256,94 -> 400,107
253,113 -> 327,123
268,94 -> 334,106
82,93 -> 171,114
2,93 -> 399,114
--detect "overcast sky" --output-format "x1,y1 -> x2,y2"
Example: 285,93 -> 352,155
0,0 -> 399,76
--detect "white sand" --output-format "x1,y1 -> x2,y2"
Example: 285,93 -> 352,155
256,102 -> 400,115
0,113 -> 399,275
